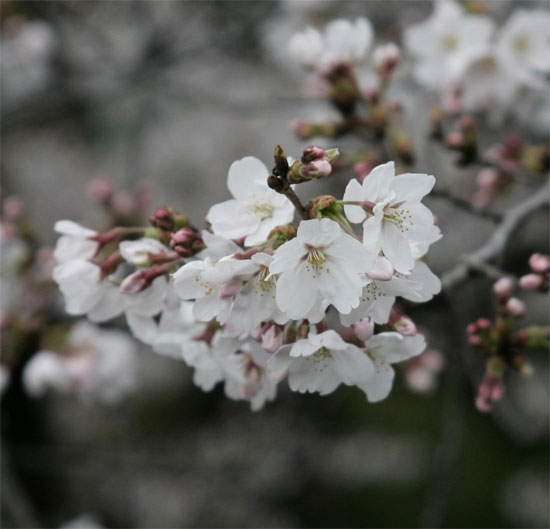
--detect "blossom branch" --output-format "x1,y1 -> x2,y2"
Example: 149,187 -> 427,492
442,181 -> 550,291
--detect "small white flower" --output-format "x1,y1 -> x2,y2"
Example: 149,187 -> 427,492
119,238 -> 170,266
53,220 -> 98,264
496,9 -> 550,89
403,0 -> 494,91
289,17 -> 374,70
343,162 -> 441,274
207,157 -> 295,247
269,218 -> 376,320
268,330 -> 374,396
360,332 -> 426,402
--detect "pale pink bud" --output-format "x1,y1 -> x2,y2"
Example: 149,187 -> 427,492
476,168 -> 500,190
422,349 -> 445,372
299,158 -> 332,179
372,42 -> 401,71
261,325 -> 283,353
519,273 -> 544,291
353,160 -> 376,182
120,271 -> 149,294
476,318 -> 491,330
150,207 -> 175,231
406,368 -> 436,394
2,196 -> 25,220
290,119 -> 312,140
170,228 -> 204,256
353,318 -> 374,342
468,335 -> 483,347
475,375 -> 504,413
466,323 -> 478,335
301,145 -> 325,164
529,253 -> 550,273
363,84 -> 380,104
492,277 -> 514,301
506,297 -> 526,318
394,316 -> 417,336
87,177 -> 114,204
445,131 -> 463,149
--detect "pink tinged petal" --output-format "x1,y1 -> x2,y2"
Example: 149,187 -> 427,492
297,218 -> 342,247
269,238 -> 307,275
288,357 -> 340,396
227,156 -> 269,200
390,173 -> 435,203
331,346 -> 375,386
366,332 -> 426,363
361,162 -> 395,203
343,179 -> 367,224
381,222 -> 414,274
360,361 -> 395,403
367,255 -> 394,281
354,318 -> 375,341
208,199 -> 260,240
267,345 -> 292,383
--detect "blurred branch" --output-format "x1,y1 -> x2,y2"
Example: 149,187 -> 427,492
442,180 -> 550,291
429,188 -> 503,223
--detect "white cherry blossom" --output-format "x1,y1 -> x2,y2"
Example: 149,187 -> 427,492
207,156 -> 295,247
268,330 -> 374,396
403,0 -> 494,91
343,162 -> 441,274
289,17 -> 374,70
53,220 -> 98,264
360,332 -> 426,402
496,9 -> 550,89
269,218 -> 376,320
119,238 -> 170,266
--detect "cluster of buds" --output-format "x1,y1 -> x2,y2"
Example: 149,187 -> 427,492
484,135 -> 549,176
519,253 -> 550,292
444,115 -> 477,165
467,276 -> 549,412
281,145 -> 340,184
372,43 -> 401,83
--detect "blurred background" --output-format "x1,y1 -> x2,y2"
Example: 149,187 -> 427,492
1,1 -> 548,527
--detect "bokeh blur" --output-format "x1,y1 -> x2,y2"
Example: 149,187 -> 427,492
1,1 -> 549,528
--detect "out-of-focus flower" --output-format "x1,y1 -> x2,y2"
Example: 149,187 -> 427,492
403,0 -> 494,91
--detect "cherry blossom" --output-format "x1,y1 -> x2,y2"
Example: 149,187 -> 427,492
207,156 -> 294,246
269,218 -> 376,320
268,330 -> 374,396
343,162 -> 441,274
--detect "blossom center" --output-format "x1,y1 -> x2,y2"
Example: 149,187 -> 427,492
513,35 -> 530,53
304,247 -> 329,276
251,202 -> 275,219
383,207 -> 413,233
442,35 -> 458,51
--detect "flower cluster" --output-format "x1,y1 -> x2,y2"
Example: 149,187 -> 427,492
52,145 -> 442,410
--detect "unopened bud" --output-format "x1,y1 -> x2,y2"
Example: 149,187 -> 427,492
353,317 -> 374,342
150,206 -> 175,232
445,131 -> 463,149
170,228 -> 204,256
466,322 -> 478,335
274,145 -> 289,177
310,195 -> 339,218
120,270 -> 150,294
324,148 -> 340,163
519,273 -> 544,291
301,145 -> 325,164
492,277 -> 514,301
299,158 -> 332,179
476,318 -> 491,331
261,325 -> 283,353
268,224 -> 297,245
290,120 -> 314,140
506,297 -> 526,318
529,253 -> 550,274
2,196 -> 25,220
476,168 -> 501,190
468,334 -> 483,347
393,316 -> 417,336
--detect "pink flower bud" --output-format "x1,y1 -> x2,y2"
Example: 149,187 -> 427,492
475,375 -> 504,413
2,196 -> 25,220
468,335 -> 483,347
170,228 -> 204,256
476,168 -> 500,190
261,325 -> 283,353
363,84 -> 380,104
393,316 -> 417,336
290,120 -> 313,140
492,277 -> 514,301
301,145 -> 325,164
466,322 -> 478,335
519,273 -> 544,291
529,253 -> 550,273
445,131 -> 463,149
250,325 -> 263,341
299,158 -> 332,179
476,318 -> 491,331
150,206 -> 175,232
506,297 -> 526,318
120,271 -> 149,294
372,42 -> 401,71
112,191 -> 133,215
459,115 -> 475,131
353,318 -> 374,342
87,177 -> 114,204
367,256 -> 394,281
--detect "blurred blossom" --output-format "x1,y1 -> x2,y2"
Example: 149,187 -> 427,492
22,320 -> 138,404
